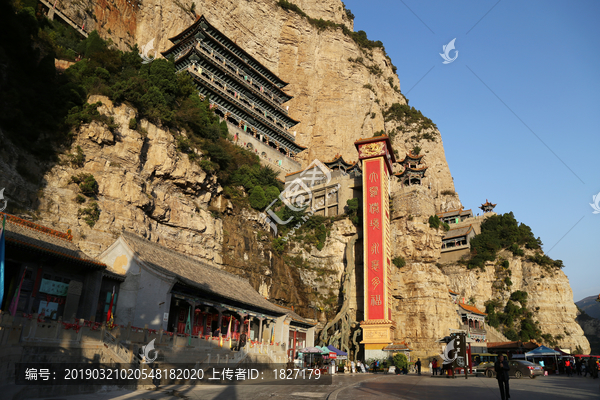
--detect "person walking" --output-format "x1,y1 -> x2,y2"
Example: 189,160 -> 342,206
494,355 -> 510,400
588,357 -> 595,379
432,358 -> 438,375
565,358 -> 572,377
351,360 -> 356,374
429,360 -> 433,375
416,358 -> 422,375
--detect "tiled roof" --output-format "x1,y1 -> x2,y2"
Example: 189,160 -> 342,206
480,199 -> 497,207
399,152 -> 424,163
394,165 -> 428,176
458,303 -> 487,316
383,342 -> 412,351
437,208 -> 473,218
121,232 -> 286,316
443,225 -> 474,240
1,213 -> 106,268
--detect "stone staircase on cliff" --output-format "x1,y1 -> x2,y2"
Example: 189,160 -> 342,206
39,0 -> 88,38
485,324 -> 509,343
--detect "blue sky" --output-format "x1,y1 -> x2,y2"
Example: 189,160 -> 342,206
342,0 -> 600,302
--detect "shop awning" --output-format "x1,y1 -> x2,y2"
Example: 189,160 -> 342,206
524,345 -> 561,357
327,345 -> 348,356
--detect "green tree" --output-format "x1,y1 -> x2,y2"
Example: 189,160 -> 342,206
264,186 -> 280,205
249,186 -> 268,210
393,353 -> 408,370
346,198 -> 360,226
428,215 -> 441,229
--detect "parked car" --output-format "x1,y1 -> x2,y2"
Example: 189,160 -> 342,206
485,360 -> 544,379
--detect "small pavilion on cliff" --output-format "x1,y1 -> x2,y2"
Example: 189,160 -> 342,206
479,199 -> 497,213
395,151 -> 427,186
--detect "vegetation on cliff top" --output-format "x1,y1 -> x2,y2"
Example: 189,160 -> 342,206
466,212 -> 549,270
383,103 -> 438,136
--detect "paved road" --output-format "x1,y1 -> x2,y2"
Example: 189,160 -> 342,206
26,373 -> 600,400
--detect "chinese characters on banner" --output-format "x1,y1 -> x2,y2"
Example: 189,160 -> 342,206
364,158 -> 388,320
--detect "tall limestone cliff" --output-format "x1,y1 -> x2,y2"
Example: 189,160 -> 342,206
4,0 -> 588,356
442,250 -> 590,354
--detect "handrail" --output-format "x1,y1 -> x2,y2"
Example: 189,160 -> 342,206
193,42 -> 291,116
39,0 -> 88,38
187,66 -> 297,144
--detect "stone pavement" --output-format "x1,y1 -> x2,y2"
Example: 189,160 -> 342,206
23,373 -> 600,400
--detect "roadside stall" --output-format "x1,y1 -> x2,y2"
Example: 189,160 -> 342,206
298,347 -> 323,371
524,345 -> 560,374
326,345 -> 348,372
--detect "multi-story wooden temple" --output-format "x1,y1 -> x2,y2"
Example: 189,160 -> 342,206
395,151 -> 427,186
479,199 -> 497,213
161,16 -> 305,161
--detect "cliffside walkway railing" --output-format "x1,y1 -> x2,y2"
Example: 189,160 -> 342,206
39,0 -> 88,38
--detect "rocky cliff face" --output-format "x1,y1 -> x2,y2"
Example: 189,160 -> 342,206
53,0 -> 457,197
4,0 -> 588,356
442,249 -> 591,354
1,95 -> 223,263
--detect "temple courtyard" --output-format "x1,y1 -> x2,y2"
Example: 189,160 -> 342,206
27,374 -> 599,400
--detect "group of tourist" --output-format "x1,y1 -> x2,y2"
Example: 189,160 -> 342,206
578,357 -> 599,378
558,357 -> 599,378
428,358 -> 455,376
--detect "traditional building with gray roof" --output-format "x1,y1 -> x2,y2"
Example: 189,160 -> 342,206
0,212 -> 122,323
98,231 -> 316,351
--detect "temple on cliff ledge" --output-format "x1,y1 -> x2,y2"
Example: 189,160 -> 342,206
395,151 -> 428,186
162,16 -> 305,175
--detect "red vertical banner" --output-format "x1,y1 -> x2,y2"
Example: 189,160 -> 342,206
364,158 -> 385,320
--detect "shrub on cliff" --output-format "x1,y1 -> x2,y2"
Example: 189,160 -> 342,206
392,256 -> 406,269
249,186 -> 268,210
78,201 -> 101,227
428,215 -> 441,229
345,198 -> 360,226
70,173 -> 99,197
